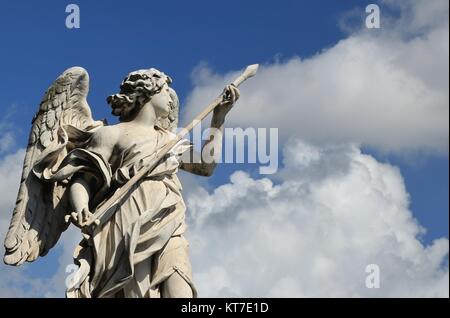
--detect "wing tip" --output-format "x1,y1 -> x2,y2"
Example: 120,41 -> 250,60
63,66 -> 88,76
4,235 -> 18,250
3,251 -> 23,266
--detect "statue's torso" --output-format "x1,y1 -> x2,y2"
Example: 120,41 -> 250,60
114,122 -> 158,154
88,122 -> 161,168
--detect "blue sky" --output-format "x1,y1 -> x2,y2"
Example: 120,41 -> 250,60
0,1 -> 448,296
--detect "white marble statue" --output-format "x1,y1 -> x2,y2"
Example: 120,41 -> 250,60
2,65 -> 257,297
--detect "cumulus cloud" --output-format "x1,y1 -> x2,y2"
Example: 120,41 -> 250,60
184,139 -> 449,297
180,2 -> 449,297
182,0 -> 449,154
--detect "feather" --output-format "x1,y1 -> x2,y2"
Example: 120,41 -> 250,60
3,66 -> 104,266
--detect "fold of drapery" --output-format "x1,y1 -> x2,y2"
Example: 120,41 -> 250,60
43,127 -> 196,298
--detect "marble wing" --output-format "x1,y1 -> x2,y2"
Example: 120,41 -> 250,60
4,67 -> 103,265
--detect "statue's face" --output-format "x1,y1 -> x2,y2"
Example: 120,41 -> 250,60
149,83 -> 172,118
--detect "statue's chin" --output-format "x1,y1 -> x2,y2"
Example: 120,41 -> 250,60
157,111 -> 170,119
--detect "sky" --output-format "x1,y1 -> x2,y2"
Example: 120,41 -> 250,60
0,0 -> 448,297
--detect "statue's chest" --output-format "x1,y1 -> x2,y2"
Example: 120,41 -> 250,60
120,134 -> 156,147
112,131 -> 162,168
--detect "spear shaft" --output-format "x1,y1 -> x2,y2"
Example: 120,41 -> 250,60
85,64 -> 259,228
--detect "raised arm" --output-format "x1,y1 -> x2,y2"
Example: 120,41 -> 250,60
180,85 -> 240,177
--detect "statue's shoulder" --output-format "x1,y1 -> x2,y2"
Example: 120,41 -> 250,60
88,124 -> 121,149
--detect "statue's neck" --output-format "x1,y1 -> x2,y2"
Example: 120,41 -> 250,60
132,101 -> 157,127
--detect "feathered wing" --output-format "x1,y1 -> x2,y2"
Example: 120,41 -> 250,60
4,67 -> 104,265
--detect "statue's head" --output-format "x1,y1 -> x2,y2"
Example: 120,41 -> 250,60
107,68 -> 179,131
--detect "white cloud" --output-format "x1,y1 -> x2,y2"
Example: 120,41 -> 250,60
182,0 -> 449,154
179,1 -> 449,296
0,133 -> 15,154
383,0 -> 449,34
184,139 -> 449,297
0,150 -> 24,214
44,227 -> 83,297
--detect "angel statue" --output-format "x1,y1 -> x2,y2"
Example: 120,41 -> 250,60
3,64 -> 258,298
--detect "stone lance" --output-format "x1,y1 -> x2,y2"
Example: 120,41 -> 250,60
82,64 -> 259,230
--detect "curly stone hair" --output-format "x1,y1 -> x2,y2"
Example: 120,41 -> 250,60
107,68 -> 179,131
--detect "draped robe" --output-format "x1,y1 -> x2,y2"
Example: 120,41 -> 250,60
39,125 -> 196,298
